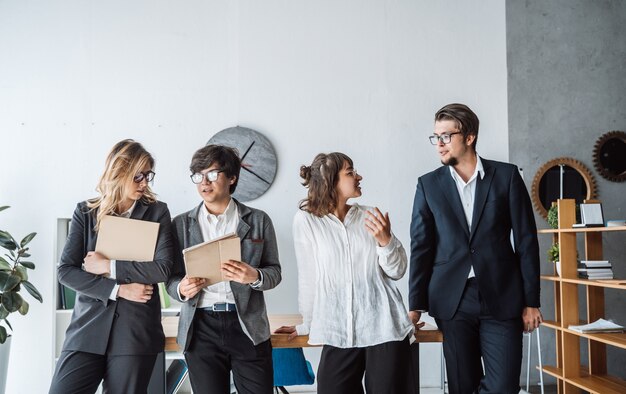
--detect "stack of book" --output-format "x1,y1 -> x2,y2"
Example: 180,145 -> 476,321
577,260 -> 613,280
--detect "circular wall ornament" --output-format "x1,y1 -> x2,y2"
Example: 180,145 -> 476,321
592,131 -> 626,182
208,126 -> 277,202
531,157 -> 597,219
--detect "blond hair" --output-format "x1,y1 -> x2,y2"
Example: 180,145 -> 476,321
87,139 -> 157,231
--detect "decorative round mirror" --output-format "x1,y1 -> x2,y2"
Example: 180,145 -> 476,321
531,157 -> 597,219
593,131 -> 626,182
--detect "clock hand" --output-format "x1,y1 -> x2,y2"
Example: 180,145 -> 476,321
242,166 -> 271,185
240,141 -> 256,162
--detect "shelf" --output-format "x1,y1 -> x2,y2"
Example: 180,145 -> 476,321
538,225 -> 626,234
541,320 -> 626,350
540,275 -> 626,290
540,365 -> 626,394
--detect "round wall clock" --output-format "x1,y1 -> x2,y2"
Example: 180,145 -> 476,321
208,126 -> 278,202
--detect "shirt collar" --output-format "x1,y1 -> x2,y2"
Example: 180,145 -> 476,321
449,155 -> 485,184
118,201 -> 137,218
203,198 -> 236,222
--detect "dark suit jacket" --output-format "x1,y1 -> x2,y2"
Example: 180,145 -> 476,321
58,200 -> 175,355
409,158 -> 540,320
166,199 -> 282,348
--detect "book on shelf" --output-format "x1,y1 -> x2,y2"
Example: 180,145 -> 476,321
158,282 -> 171,309
579,273 -> 614,280
578,260 -> 611,268
569,318 -> 624,333
58,283 -> 76,309
166,359 -> 189,394
577,268 -> 614,274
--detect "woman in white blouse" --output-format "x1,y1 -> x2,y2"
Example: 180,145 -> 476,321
276,152 -> 415,394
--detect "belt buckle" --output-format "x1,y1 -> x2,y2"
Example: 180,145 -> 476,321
212,303 -> 225,312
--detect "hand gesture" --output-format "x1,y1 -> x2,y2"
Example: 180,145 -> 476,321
179,276 -> 206,299
83,251 -> 111,275
221,260 -> 259,284
409,310 -> 426,330
364,207 -> 392,247
118,283 -> 153,303
522,307 -> 543,333
274,325 -> 298,340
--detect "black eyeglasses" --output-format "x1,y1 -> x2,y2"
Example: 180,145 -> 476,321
429,132 -> 462,145
133,171 -> 155,183
190,169 -> 224,184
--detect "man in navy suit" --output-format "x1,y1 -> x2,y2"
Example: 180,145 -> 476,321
409,103 -> 542,394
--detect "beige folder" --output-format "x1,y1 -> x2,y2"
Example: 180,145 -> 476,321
95,215 -> 160,261
183,233 -> 241,285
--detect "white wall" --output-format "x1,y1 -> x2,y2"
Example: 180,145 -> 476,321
0,1 -> 508,392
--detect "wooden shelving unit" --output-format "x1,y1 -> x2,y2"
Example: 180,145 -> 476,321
538,199 -> 626,394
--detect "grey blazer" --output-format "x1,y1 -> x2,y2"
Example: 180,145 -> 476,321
166,199 -> 282,347
58,200 -> 175,355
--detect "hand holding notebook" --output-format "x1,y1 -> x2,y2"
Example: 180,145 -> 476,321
183,233 -> 241,285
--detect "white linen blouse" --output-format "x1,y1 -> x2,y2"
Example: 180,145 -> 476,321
293,203 -> 414,348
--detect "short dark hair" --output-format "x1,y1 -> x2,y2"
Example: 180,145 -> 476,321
190,145 -> 241,194
435,103 -> 479,150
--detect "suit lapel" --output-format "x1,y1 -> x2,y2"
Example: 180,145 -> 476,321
436,168 -> 470,240
234,199 -> 251,240
130,201 -> 149,220
187,203 -> 205,246
469,161 -> 495,242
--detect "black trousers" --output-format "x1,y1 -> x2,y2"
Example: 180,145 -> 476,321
184,309 -> 273,394
317,337 -> 413,394
48,350 -> 157,394
436,278 -> 523,394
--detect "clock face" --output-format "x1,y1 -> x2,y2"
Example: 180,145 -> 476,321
208,126 -> 278,202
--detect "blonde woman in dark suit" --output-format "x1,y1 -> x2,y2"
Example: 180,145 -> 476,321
49,139 -> 175,394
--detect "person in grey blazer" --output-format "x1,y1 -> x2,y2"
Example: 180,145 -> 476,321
166,144 -> 281,394
49,139 -> 175,394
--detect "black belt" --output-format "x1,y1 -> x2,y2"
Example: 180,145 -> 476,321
203,303 -> 237,312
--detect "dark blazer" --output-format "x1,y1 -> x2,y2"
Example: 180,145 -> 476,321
409,158 -> 540,320
166,199 -> 282,347
58,200 -> 175,355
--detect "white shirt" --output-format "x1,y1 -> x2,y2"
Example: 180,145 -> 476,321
449,155 -> 485,279
293,204 -> 414,348
196,198 -> 239,308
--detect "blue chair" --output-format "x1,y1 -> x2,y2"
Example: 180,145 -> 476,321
272,348 -> 315,393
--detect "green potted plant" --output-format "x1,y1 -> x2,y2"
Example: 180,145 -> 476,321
547,242 -> 560,276
0,206 -> 42,393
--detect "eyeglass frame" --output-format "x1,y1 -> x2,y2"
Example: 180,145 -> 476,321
190,169 -> 225,184
429,132 -> 462,145
133,171 -> 155,183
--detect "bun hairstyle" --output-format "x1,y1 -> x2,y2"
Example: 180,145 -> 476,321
87,139 -> 157,231
298,152 -> 353,217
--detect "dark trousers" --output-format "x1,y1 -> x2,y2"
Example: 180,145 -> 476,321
317,337 -> 413,394
436,278 -> 523,394
48,350 -> 157,394
184,310 -> 273,394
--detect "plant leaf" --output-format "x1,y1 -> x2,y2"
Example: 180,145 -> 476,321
0,325 -> 6,344
0,257 -> 11,271
22,281 -> 43,303
0,305 -> 8,319
1,291 -> 23,312
20,232 -> 36,248
15,266 -> 28,281
0,272 -> 20,292
19,261 -> 35,269
18,299 -> 29,315
0,230 -> 17,250
20,253 -> 31,258
0,206 -> 9,213
4,319 -> 12,331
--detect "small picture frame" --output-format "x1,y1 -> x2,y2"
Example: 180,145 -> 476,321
580,203 -> 604,227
